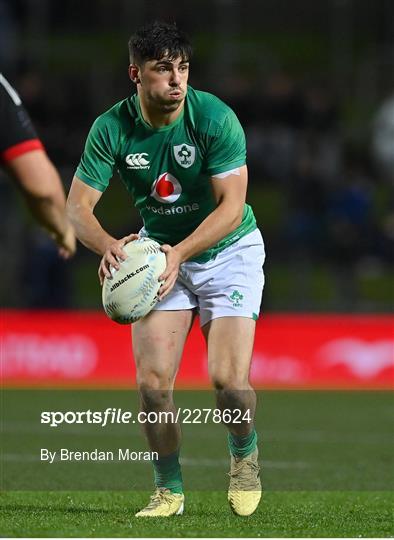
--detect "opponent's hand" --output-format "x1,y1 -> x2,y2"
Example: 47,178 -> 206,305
98,233 -> 139,285
159,244 -> 182,300
53,223 -> 76,259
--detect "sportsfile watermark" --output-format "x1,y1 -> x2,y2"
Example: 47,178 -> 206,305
3,389 -> 392,491
41,407 -> 252,427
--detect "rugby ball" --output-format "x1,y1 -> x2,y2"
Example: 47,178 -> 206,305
102,237 -> 166,324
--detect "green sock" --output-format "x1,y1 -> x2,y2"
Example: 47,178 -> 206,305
153,450 -> 183,494
228,429 -> 258,458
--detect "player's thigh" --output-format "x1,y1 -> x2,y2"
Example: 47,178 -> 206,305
132,309 -> 195,388
202,316 -> 256,389
196,229 -> 265,327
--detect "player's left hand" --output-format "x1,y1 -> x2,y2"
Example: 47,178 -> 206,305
159,244 -> 182,300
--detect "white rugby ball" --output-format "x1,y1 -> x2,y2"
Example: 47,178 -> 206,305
102,237 -> 166,324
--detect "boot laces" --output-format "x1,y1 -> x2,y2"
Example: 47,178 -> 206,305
145,488 -> 174,510
228,459 -> 260,490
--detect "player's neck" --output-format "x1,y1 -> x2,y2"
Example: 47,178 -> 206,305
138,95 -> 184,128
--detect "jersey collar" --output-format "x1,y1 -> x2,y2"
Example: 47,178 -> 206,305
134,94 -> 185,132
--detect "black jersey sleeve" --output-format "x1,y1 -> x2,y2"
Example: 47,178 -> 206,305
0,73 -> 43,162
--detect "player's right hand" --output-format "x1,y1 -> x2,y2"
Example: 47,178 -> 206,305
98,233 -> 139,285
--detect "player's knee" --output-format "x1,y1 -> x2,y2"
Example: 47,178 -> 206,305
136,365 -> 174,388
214,387 -> 254,415
210,370 -> 250,391
140,386 -> 173,411
137,371 -> 174,410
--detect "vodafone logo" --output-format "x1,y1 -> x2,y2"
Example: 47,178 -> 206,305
151,172 -> 182,203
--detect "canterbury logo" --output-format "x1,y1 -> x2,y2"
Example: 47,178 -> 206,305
125,153 -> 150,170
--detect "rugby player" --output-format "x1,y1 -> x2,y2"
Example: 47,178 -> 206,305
0,73 -> 75,258
67,21 -> 265,517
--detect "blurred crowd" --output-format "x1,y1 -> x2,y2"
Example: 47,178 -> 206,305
234,72 -> 393,266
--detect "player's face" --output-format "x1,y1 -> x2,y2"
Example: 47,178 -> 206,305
133,56 -> 189,112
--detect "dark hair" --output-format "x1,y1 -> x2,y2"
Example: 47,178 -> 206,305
128,21 -> 193,65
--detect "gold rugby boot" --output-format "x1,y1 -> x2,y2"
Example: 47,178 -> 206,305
135,488 -> 184,517
228,448 -> 262,516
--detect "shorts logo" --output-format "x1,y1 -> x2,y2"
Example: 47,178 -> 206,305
173,144 -> 195,168
151,172 -> 182,203
229,290 -> 243,307
125,153 -> 150,170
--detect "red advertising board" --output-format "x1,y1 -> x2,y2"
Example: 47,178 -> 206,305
1,310 -> 393,388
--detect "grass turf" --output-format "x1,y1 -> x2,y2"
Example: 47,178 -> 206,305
1,390 -> 393,537
1,491 -> 393,537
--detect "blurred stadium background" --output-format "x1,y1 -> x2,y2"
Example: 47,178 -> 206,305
1,0 -> 393,387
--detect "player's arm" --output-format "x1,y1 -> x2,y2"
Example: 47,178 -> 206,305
159,165 -> 247,298
66,176 -> 138,283
177,165 -> 246,260
6,150 -> 76,259
0,73 -> 75,258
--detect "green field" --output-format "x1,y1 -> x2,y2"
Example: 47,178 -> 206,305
1,390 -> 393,537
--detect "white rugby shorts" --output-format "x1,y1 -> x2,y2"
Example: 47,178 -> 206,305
153,228 -> 265,326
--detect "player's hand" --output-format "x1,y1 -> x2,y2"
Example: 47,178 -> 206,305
159,244 -> 181,300
54,223 -> 76,259
99,233 -> 139,285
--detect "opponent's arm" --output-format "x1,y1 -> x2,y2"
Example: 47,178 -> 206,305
6,150 -> 76,259
67,176 -> 138,283
159,165 -> 247,298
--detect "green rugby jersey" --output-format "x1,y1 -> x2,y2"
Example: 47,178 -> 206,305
76,86 -> 256,262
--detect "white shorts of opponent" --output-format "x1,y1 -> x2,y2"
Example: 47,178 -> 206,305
152,228 -> 265,327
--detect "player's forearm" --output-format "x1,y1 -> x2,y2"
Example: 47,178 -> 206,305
174,202 -> 243,262
26,194 -> 68,239
8,152 -> 70,239
66,203 -> 115,256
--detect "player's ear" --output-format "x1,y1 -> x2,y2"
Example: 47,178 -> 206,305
129,64 -> 141,84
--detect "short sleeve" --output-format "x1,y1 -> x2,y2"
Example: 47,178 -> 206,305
205,109 -> 246,176
0,73 -> 44,162
75,115 -> 117,192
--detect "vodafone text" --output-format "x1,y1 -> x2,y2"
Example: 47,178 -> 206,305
41,407 -> 252,427
145,202 -> 200,215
